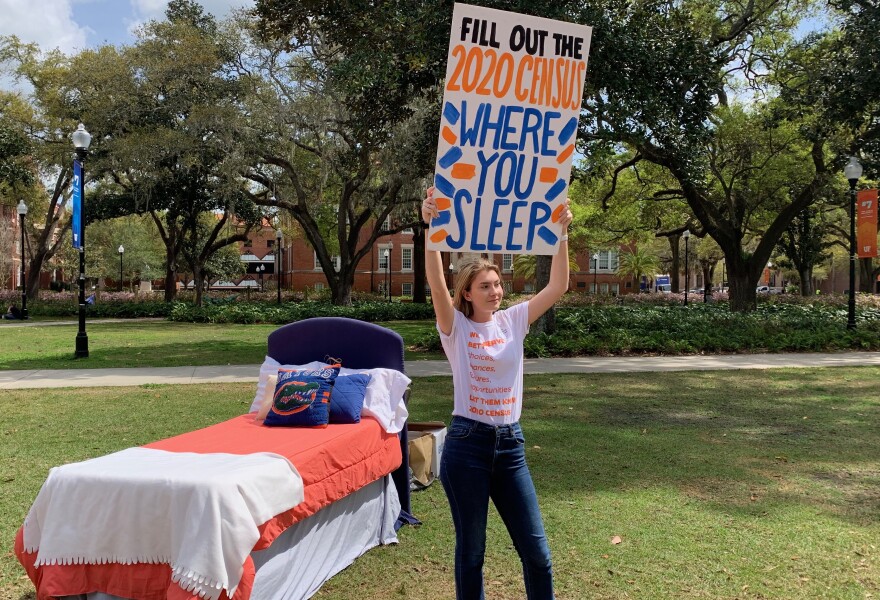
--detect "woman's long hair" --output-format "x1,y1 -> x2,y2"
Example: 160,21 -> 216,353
453,258 -> 502,319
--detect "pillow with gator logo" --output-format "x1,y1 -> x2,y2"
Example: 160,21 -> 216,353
263,364 -> 341,428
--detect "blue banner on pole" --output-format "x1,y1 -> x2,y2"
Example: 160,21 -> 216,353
72,160 -> 82,249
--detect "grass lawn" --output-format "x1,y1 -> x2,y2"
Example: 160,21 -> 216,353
2,368 -> 879,599
0,320 -> 443,370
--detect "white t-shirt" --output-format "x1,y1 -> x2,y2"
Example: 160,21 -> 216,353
438,302 -> 530,425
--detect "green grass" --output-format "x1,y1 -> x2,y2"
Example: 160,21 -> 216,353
0,320 -> 443,370
2,369 -> 879,599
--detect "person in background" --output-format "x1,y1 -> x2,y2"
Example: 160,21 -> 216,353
421,186 -> 573,600
3,305 -> 22,320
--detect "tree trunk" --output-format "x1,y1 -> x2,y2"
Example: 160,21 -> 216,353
164,261 -> 178,302
726,261 -> 759,311
859,257 -> 873,293
413,226 -> 427,303
669,234 -> 681,292
531,255 -> 555,335
331,267 -> 354,306
25,252 -> 47,300
193,265 -> 205,306
799,268 -> 813,296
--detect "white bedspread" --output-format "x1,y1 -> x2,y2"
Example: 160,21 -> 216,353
22,448 -> 304,600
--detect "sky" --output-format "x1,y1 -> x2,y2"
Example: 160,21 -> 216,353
0,0 -> 255,53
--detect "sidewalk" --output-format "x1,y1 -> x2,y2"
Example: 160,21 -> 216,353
2,352 -> 880,389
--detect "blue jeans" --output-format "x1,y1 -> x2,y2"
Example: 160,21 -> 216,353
439,416 -> 554,600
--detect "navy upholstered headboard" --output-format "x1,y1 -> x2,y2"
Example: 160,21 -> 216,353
267,317 -> 405,372
266,317 -> 415,527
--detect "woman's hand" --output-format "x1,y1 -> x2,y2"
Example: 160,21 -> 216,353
559,198 -> 573,242
422,186 -> 439,225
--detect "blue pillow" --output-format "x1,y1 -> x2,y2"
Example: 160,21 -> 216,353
264,364 -> 340,428
329,374 -> 372,424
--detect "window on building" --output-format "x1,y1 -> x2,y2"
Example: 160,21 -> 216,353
577,281 -> 586,289
401,246 -> 413,272
600,283 -> 609,294
523,283 -> 535,293
315,282 -> 324,290
382,216 -> 391,231
597,250 -> 619,272
402,227 -> 413,235
503,280 -> 513,293
379,245 -> 392,269
266,239 -> 274,248
402,282 -> 413,296
612,283 -> 620,296
314,253 -> 340,271
502,254 -> 513,272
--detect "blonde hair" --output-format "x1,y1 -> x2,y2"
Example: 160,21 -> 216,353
453,258 -> 502,319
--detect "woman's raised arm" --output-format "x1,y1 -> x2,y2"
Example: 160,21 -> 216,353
527,199 -> 573,324
423,187 -> 455,335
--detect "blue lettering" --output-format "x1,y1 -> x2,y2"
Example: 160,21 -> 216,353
476,151 -> 499,195
541,111 -> 561,157
520,108 -> 542,153
506,200 -> 527,251
514,154 -> 538,200
469,196 -> 485,250
495,151 -> 517,197
459,101 -> 483,147
500,106 -> 523,151
526,202 -> 551,250
448,190 -> 470,249
487,199 -> 509,251
478,104 -> 504,150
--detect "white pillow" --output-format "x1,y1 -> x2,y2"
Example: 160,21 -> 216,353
249,357 -> 325,413
339,367 -> 411,433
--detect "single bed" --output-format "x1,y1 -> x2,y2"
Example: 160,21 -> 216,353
15,317 -> 418,600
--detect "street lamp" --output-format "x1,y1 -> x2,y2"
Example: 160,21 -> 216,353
592,252 -> 599,294
257,264 -> 265,292
118,245 -> 124,292
384,248 -> 391,302
72,123 -> 91,358
16,199 -> 28,320
683,230 -> 691,306
844,156 -> 863,329
275,228 -> 283,305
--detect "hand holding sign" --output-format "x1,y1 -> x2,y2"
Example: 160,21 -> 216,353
429,3 -> 591,255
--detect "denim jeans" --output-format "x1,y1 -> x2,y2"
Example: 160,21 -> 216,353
439,416 -> 554,600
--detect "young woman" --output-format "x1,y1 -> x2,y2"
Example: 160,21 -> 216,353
422,186 -> 573,600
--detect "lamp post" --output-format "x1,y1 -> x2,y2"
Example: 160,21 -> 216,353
384,248 -> 390,302
592,252 -> 599,294
844,156 -> 863,329
73,123 -> 91,358
118,245 -> 124,292
275,228 -> 282,305
16,199 -> 28,320
257,264 -> 265,292
683,229 -> 691,306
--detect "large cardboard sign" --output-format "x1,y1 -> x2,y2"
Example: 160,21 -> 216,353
428,3 -> 592,255
857,189 -> 878,258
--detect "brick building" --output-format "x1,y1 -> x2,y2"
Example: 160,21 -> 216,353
235,218 -> 634,297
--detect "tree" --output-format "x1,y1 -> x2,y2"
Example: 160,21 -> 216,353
77,2 -> 260,302
233,16 -> 433,305
775,204 -> 837,295
618,245 -> 661,292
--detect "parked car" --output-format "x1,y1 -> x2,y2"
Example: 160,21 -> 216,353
756,285 -> 784,294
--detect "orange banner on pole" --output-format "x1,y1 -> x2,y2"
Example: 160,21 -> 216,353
857,189 -> 878,258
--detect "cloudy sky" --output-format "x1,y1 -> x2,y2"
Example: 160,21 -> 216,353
0,0 -> 255,53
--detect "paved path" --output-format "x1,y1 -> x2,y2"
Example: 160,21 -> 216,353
2,352 -> 880,389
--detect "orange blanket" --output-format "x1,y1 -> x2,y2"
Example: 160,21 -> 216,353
15,414 -> 402,600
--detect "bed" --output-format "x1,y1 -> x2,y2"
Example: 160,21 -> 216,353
14,317 -> 418,600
